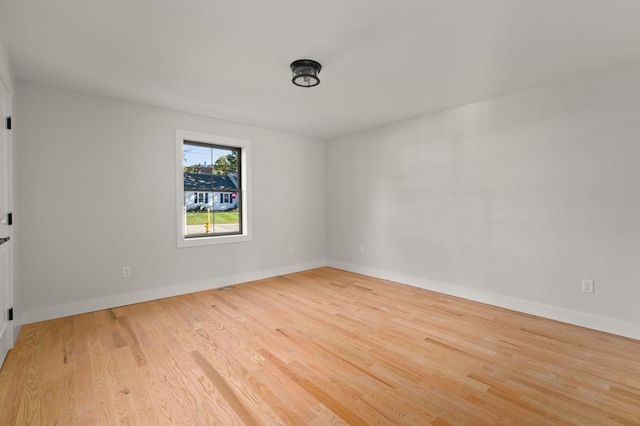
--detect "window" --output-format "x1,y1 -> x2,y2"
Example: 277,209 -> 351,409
176,130 -> 251,247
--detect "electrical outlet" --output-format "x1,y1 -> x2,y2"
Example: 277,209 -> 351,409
288,246 -> 294,255
122,266 -> 132,278
581,279 -> 594,294
359,246 -> 365,255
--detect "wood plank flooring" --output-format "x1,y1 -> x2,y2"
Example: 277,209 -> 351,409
1,267 -> 639,425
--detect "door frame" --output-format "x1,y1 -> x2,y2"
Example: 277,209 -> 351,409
0,55 -> 14,368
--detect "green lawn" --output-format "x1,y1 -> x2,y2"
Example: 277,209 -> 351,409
186,211 -> 239,225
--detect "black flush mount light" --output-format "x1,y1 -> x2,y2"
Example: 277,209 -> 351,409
290,59 -> 322,88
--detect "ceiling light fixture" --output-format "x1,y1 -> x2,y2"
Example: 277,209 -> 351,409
290,59 -> 322,88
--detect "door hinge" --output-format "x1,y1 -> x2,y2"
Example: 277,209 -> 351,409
7,212 -> 12,225
6,116 -> 10,130
8,307 -> 13,321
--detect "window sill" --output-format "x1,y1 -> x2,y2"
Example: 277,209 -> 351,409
177,233 -> 252,248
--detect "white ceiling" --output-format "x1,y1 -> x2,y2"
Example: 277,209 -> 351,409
0,1 -> 638,140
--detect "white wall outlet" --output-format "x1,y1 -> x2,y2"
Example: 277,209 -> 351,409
359,246 -> 365,255
122,265 -> 132,278
288,246 -> 294,255
581,279 -> 595,294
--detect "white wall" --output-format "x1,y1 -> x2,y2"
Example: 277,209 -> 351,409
327,62 -> 640,339
15,81 -> 326,323
13,63 -> 640,339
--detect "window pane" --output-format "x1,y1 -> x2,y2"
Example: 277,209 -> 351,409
183,141 -> 241,238
213,202 -> 240,234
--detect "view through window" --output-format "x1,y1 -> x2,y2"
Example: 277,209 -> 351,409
183,141 -> 241,238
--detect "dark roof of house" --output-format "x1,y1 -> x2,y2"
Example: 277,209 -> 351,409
184,173 -> 237,191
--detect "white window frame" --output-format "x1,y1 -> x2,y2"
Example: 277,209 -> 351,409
176,129 -> 252,248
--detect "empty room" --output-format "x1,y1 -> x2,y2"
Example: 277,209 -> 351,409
0,1 -> 638,424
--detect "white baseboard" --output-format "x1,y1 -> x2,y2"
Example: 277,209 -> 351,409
328,261 -> 640,340
20,260 -> 327,325
19,260 -> 640,341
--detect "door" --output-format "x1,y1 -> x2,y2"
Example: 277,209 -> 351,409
0,74 -> 13,367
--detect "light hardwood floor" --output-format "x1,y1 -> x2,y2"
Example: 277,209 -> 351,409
1,267 -> 639,425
